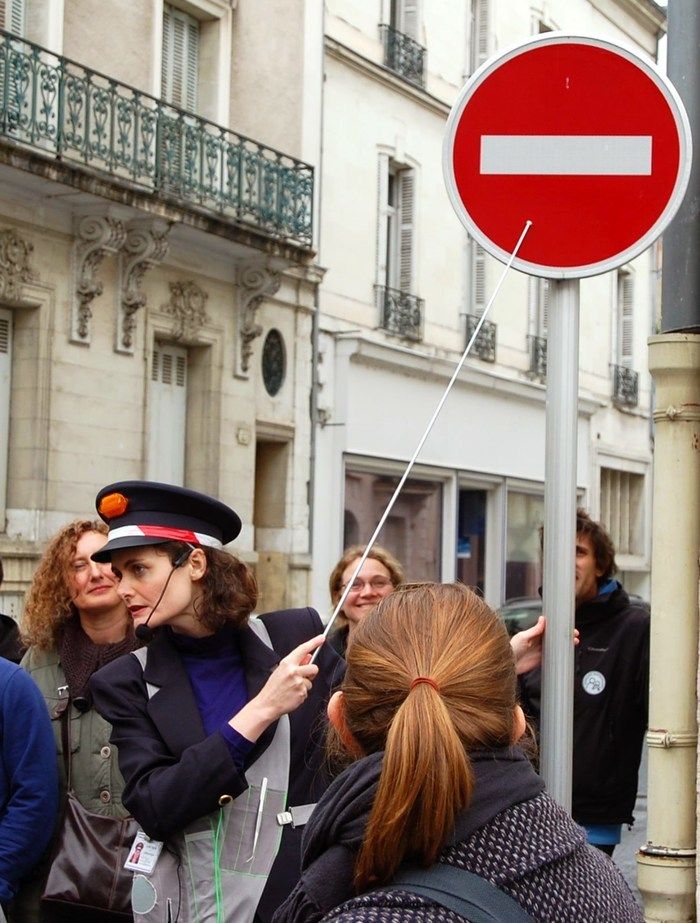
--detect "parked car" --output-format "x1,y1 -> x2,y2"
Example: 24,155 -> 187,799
499,593 -> 650,638
499,597 -> 542,637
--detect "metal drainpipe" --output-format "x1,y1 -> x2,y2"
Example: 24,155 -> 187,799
307,0 -> 326,561
637,1 -> 700,918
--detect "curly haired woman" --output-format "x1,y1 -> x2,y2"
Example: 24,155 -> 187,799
11,520 -> 135,923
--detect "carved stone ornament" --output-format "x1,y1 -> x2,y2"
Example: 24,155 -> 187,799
235,265 -> 281,377
161,280 -> 209,342
118,221 -> 170,354
0,229 -> 36,304
71,215 -> 126,344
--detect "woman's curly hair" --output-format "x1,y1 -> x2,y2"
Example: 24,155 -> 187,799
22,520 -> 108,650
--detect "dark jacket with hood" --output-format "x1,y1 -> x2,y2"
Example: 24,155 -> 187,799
518,581 -> 649,826
272,747 -> 641,923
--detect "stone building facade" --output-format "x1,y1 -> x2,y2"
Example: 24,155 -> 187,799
310,0 -> 666,614
0,0 -> 325,614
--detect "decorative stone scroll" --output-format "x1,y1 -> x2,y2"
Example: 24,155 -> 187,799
117,220 -> 170,354
235,264 -> 280,378
0,229 -> 36,305
161,280 -> 209,342
71,215 -> 126,344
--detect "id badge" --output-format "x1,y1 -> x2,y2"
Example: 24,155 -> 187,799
124,830 -> 164,874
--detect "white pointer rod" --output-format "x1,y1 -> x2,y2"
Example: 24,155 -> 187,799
311,219 -> 533,664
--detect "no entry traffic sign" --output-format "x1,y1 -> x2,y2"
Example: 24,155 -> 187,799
443,34 -> 692,278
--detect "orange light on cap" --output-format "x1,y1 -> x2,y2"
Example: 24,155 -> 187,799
98,492 -> 129,519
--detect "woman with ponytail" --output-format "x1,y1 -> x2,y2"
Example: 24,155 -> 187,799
273,583 -> 642,923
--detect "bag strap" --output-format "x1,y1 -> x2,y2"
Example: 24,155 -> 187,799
374,864 -> 534,923
59,702 -> 73,791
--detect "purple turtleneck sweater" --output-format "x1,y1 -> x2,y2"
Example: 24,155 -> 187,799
169,625 -> 255,769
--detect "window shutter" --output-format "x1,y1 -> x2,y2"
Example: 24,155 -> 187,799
619,272 -> 634,366
0,308 -> 12,523
401,0 -> 419,39
162,4 -> 198,111
185,18 -> 199,112
9,0 -> 24,34
540,279 -> 549,335
161,6 -> 172,99
148,343 -> 187,486
398,169 -> 415,294
472,240 -> 486,315
376,154 -> 390,286
471,0 -> 490,71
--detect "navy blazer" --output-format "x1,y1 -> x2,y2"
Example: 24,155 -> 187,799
91,607 -> 345,922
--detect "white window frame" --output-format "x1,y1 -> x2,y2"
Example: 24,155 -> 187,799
0,307 -> 12,525
155,0 -> 232,124
162,3 -> 200,112
390,0 -> 420,39
470,238 -> 486,316
469,0 -> 490,74
376,154 -> 417,295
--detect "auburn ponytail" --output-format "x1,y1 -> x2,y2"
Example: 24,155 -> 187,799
340,583 -> 517,891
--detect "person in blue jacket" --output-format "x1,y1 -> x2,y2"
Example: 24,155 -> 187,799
0,656 -> 59,915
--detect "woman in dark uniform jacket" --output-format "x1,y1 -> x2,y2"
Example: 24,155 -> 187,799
89,481 -> 344,923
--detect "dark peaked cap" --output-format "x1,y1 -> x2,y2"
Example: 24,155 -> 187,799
92,480 -> 242,562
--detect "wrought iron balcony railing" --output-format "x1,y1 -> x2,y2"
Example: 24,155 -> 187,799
612,364 -> 639,409
379,24 -> 425,87
465,313 -> 496,362
0,30 -> 313,247
376,284 -> 423,341
528,334 -> 547,381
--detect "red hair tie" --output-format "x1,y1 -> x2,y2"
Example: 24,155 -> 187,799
410,676 -> 440,693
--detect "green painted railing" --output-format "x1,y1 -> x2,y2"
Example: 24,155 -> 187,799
0,30 -> 313,247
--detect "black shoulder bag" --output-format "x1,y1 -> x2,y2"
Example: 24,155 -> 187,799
41,701 -> 139,920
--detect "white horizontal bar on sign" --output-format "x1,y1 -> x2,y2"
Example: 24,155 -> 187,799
480,135 -> 653,175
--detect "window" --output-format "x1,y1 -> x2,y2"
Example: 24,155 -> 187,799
344,468 -> 442,581
379,160 -> 415,294
162,4 -> 199,111
469,0 -> 489,73
470,238 -> 486,315
505,491 -> 543,600
0,308 -> 11,525
390,0 -> 419,39
148,343 -> 187,486
376,156 -> 422,339
615,269 -> 634,367
600,467 -> 644,557
0,0 -> 25,35
457,488 -> 486,595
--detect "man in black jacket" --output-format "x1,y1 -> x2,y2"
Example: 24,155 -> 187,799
518,509 -> 649,856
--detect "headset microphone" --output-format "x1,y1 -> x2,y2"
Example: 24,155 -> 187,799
134,544 -> 195,643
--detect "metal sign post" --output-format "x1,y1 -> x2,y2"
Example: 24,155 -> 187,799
442,32 -> 691,812
540,278 -> 580,808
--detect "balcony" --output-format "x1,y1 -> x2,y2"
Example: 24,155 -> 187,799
528,335 -> 547,381
465,314 -> 496,363
612,364 -> 639,409
0,30 -> 313,248
379,24 -> 425,87
377,284 -> 423,341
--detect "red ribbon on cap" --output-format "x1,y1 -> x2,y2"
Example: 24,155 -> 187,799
410,676 -> 440,693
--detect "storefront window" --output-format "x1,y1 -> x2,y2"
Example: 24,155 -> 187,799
456,489 -> 486,595
344,469 -> 442,581
505,491 -> 543,600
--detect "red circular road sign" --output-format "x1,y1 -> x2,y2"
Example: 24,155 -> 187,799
443,34 -> 692,278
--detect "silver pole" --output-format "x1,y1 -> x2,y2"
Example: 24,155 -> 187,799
539,277 -> 580,810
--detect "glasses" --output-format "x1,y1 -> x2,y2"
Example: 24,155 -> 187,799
341,577 -> 393,595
